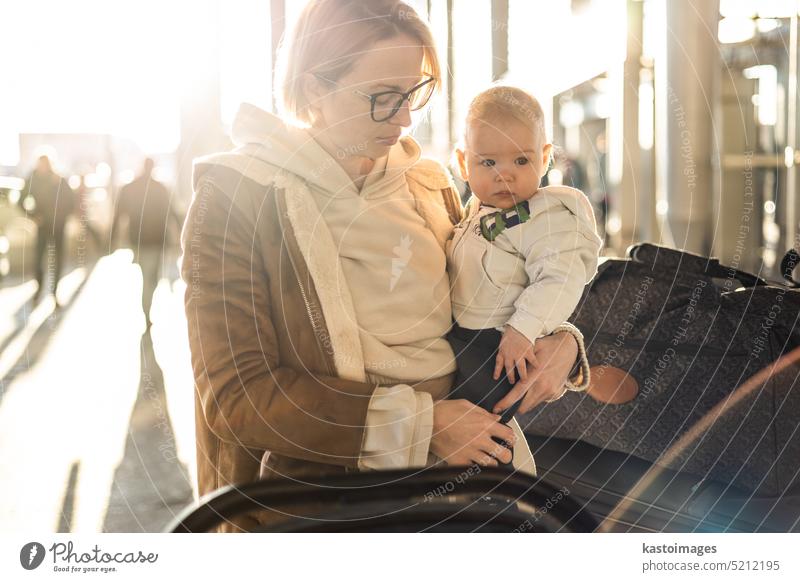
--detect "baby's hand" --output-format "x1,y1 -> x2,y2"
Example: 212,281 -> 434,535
494,325 -> 539,385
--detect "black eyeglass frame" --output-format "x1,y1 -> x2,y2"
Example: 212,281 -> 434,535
314,73 -> 436,122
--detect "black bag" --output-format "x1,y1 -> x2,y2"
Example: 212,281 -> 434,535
527,434 -> 800,532
519,243 -> 800,496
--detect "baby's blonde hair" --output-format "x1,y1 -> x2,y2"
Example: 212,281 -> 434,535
275,0 -> 441,127
464,85 -> 547,145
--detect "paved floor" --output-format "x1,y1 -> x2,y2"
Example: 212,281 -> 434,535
0,250 -> 197,533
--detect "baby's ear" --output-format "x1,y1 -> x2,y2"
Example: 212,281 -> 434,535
542,143 -> 554,168
454,147 -> 469,181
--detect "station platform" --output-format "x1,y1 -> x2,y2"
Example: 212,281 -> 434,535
0,250 -> 196,533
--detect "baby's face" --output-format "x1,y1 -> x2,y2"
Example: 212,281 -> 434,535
458,117 -> 551,209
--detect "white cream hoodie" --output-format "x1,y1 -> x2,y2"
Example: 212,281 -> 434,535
222,104 -> 457,469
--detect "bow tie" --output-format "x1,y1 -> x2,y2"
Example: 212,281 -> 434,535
479,200 -> 531,241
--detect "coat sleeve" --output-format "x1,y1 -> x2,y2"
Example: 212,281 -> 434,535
181,176 -> 377,468
358,386 -> 434,470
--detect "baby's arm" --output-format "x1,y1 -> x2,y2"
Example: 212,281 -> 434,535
494,324 -> 539,384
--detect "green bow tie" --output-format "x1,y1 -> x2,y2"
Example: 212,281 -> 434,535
479,200 -> 531,241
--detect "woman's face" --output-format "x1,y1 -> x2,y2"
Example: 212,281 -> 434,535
308,34 -> 425,161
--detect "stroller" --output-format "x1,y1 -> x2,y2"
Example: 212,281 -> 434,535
167,467 -> 597,533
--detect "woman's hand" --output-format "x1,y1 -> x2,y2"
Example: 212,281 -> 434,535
494,325 -> 539,384
430,399 -> 516,467
492,330 -> 578,415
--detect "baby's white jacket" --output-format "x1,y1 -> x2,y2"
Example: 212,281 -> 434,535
446,185 -> 602,344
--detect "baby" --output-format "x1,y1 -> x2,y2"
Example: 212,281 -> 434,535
446,85 -> 602,473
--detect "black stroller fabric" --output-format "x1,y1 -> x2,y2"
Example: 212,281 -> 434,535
519,243 -> 800,496
167,467 -> 598,533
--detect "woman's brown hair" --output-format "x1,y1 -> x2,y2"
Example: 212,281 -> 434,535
275,0 -> 442,126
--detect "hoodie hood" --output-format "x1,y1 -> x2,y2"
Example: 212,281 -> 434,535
195,102 -> 422,200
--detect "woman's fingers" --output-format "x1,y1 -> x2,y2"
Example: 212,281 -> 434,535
493,371 -> 538,413
433,401 -> 513,467
510,331 -> 578,414
488,420 -> 516,445
505,357 -> 516,384
433,400 -> 524,467
518,377 -> 566,414
518,385 -> 546,414
492,443 -> 513,465
516,356 -> 528,381
493,353 -> 504,381
473,433 -> 512,465
483,438 -> 512,464
472,451 -> 498,467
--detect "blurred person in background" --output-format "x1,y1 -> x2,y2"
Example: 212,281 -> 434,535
111,158 -> 182,327
75,174 -> 104,251
21,154 -> 76,304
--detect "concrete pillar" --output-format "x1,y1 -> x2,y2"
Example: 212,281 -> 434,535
607,0 -> 645,252
786,13 -> 799,252
714,71 -> 762,274
657,0 -> 720,254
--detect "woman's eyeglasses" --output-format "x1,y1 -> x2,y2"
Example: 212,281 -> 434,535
314,73 -> 436,122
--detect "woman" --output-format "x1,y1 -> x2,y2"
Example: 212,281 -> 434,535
181,0 -> 588,532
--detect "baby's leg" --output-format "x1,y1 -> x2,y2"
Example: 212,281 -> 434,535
446,324 -> 524,418
446,324 -> 526,470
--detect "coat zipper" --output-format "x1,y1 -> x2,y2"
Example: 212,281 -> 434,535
291,246 -> 335,377
277,193 -> 336,377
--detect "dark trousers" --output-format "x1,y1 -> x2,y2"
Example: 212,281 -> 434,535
446,324 -> 524,467
133,247 -> 162,322
34,223 -> 67,295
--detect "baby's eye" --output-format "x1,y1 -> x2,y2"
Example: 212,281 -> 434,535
515,157 -> 529,166
480,159 -> 495,167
